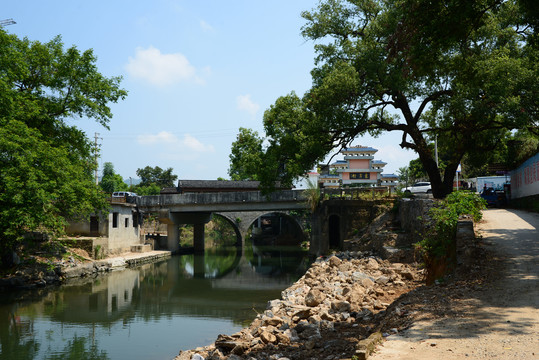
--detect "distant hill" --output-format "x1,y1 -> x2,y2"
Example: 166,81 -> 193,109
124,178 -> 141,186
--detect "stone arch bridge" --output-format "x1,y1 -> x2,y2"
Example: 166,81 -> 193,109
137,190 -> 309,254
137,190 -> 391,256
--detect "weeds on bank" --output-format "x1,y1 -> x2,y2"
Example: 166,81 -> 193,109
416,191 -> 486,261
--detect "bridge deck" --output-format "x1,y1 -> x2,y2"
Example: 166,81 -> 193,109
137,189 -> 308,212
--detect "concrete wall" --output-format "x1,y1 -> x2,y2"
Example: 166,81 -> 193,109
107,204 -> 141,254
65,215 -> 107,237
511,152 -> 539,199
66,204 -> 142,256
348,159 -> 370,168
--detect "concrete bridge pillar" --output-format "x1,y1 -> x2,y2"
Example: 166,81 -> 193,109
159,210 -> 212,253
193,222 -> 205,255
166,222 -> 180,253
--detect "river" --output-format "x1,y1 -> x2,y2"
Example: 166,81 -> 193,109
0,239 -> 309,360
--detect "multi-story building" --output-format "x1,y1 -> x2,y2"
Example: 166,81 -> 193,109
314,145 -> 397,188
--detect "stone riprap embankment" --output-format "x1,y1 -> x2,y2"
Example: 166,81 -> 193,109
175,252 -> 421,360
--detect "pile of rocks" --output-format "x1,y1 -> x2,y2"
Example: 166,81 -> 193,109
176,253 -> 421,360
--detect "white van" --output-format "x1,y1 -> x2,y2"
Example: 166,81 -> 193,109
112,191 -> 138,198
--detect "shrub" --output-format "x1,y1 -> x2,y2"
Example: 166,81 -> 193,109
416,191 -> 486,281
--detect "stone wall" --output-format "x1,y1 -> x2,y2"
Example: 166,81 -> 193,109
397,198 -> 435,239
310,199 -> 395,256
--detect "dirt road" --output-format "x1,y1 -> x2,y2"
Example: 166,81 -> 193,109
370,208 -> 539,360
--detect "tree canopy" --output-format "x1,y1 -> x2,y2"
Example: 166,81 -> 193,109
133,166 -> 178,195
228,127 -> 264,181
99,162 -> 128,193
232,0 -> 537,198
0,29 -> 127,264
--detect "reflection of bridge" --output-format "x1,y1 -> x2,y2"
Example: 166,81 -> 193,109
47,251 -> 306,325
137,190 -> 308,254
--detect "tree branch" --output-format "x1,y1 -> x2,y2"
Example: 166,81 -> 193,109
414,89 -> 453,123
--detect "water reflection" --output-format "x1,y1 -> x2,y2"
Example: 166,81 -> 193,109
0,307 -> 40,360
0,242 -> 308,360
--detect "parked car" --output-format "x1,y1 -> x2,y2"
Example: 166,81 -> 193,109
112,191 -> 138,198
480,187 -> 506,207
403,182 -> 432,194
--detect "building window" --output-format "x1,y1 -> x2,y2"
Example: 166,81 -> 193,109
132,212 -> 138,227
112,212 -> 118,228
125,217 -> 129,228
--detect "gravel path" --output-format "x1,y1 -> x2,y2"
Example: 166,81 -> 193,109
370,208 -> 539,360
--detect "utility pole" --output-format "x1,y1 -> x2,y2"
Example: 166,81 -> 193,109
94,133 -> 102,185
435,135 -> 439,167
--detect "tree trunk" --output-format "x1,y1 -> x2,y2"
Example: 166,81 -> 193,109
415,147 -> 449,198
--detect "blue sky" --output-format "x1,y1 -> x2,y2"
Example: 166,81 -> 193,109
4,1 -> 416,183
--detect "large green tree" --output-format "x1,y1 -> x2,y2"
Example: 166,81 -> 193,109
228,127 -> 264,181
134,166 -> 178,195
239,0 -> 537,197
99,162 -> 128,193
0,29 -> 127,264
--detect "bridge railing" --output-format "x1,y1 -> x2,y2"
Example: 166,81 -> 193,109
137,189 -> 308,208
321,186 -> 395,200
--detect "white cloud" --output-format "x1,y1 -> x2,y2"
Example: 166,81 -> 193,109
181,134 -> 215,153
137,131 -> 215,159
125,46 -> 205,86
137,131 -> 178,145
200,20 -> 213,32
236,94 -> 260,116
375,144 -> 416,174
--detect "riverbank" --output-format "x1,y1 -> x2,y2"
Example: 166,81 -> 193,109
175,251 -> 424,360
0,249 -> 171,291
172,210 -> 494,360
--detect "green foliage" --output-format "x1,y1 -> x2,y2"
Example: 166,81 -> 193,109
444,191 -> 486,223
94,244 -> 103,260
228,127 -> 264,181
303,179 -> 321,213
408,158 -> 428,183
234,0 -> 538,198
396,166 -> 410,188
0,121 -> 109,262
417,191 -> 486,258
462,130 -> 538,177
0,29 -> 126,263
99,162 -> 128,193
132,183 -> 161,196
206,216 -> 238,247
134,166 -> 177,192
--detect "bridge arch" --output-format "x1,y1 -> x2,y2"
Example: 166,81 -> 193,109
215,211 -> 306,248
210,213 -> 242,247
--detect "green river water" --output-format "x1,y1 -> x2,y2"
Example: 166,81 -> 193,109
0,239 -> 309,360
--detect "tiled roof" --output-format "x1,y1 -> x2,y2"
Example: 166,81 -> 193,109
319,174 -> 340,179
381,174 -> 399,178
178,180 -> 261,189
372,160 -> 387,165
343,146 -> 378,152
